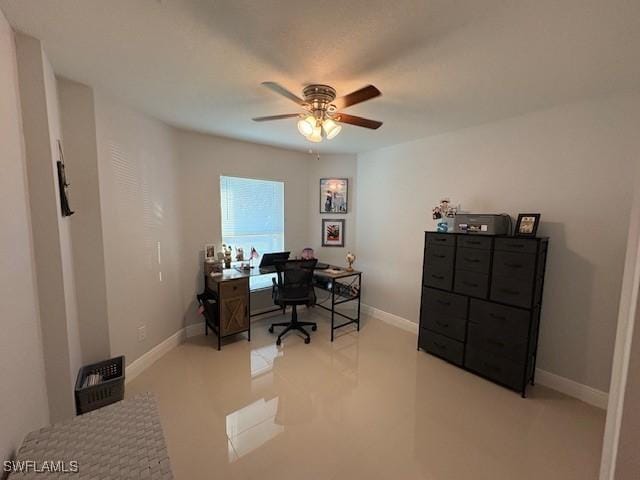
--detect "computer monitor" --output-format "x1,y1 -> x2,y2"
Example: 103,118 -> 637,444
259,251 -> 291,269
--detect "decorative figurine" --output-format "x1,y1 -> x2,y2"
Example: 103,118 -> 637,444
235,247 -> 244,262
222,243 -> 233,269
249,247 -> 259,268
346,251 -> 356,272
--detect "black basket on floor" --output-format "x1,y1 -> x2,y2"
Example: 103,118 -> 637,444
74,355 -> 125,415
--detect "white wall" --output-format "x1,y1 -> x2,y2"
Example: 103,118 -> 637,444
15,32 -> 80,422
175,131 -> 313,326
94,92 -> 183,366
0,9 -> 49,462
308,154 -> 358,267
357,93 -> 640,392
58,77 -> 111,364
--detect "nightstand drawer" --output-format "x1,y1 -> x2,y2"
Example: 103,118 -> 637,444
426,232 -> 456,247
467,324 -> 528,363
422,288 -> 468,319
492,250 -> 536,281
454,270 -> 489,298
458,235 -> 492,250
419,329 -> 464,366
456,247 -> 491,274
464,347 -> 524,391
422,312 -> 467,341
494,238 -> 538,254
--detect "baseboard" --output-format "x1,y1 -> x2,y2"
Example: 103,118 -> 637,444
125,328 -> 185,384
361,303 -> 419,334
361,303 -> 609,409
534,369 -> 609,409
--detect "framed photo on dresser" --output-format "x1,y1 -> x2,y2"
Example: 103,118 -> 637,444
319,178 -> 348,214
515,213 -> 541,237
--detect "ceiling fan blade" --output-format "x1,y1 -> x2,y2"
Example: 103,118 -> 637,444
337,113 -> 383,130
261,82 -> 305,105
333,85 -> 381,110
252,114 -> 300,122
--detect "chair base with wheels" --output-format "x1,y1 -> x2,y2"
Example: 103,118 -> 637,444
269,305 -> 317,345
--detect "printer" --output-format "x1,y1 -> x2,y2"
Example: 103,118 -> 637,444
453,214 -> 511,235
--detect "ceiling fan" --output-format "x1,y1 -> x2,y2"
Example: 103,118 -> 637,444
252,82 -> 383,143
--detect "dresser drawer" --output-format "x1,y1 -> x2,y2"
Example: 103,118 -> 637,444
423,266 -> 453,290
492,250 -> 536,281
454,270 -> 489,298
469,299 -> 530,339
458,235 -> 492,250
490,275 -> 534,308
494,238 -> 538,254
467,323 -> 528,363
424,244 -> 455,269
422,311 -> 467,341
419,329 -> 464,366
464,347 -> 524,391
426,232 -> 456,247
422,288 -> 468,319
456,247 -> 491,274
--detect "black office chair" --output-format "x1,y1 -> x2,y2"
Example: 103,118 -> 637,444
269,259 -> 318,345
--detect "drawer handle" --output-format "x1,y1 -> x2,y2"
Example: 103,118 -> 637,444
487,339 -> 505,348
435,320 -> 449,328
467,240 -> 482,245
434,341 -> 447,349
432,274 -> 445,280
468,320 -> 479,326
462,281 -> 478,287
483,362 -> 502,373
504,263 -> 523,269
433,254 -> 447,259
507,243 -> 525,249
500,288 -> 520,295
436,299 -> 451,306
489,313 -> 506,321
463,257 -> 480,263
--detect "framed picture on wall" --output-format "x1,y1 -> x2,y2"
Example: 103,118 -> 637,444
320,178 -> 348,214
514,213 -> 541,237
322,219 -> 345,247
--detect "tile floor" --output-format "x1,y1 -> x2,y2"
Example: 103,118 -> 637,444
127,310 -> 606,480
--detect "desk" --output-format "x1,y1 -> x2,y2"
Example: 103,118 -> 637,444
203,262 -> 362,347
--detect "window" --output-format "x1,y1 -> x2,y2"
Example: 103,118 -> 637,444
220,176 -> 284,289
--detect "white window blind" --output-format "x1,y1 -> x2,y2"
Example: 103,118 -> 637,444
220,176 -> 284,289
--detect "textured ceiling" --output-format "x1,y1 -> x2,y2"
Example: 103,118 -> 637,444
2,0 -> 639,154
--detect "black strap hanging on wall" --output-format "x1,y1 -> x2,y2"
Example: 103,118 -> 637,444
57,140 -> 74,217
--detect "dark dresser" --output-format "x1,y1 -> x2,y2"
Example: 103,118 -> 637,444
418,231 -> 549,397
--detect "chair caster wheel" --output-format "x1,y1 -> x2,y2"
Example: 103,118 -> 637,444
276,338 -> 281,346
311,325 -> 317,331
268,326 -> 274,334
304,337 -> 310,344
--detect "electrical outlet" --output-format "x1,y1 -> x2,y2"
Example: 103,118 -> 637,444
138,325 -> 146,342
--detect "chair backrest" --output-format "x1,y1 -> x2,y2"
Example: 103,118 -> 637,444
274,259 -> 318,291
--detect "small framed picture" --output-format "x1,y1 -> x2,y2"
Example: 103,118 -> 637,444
204,243 -> 216,262
515,214 -> 541,237
320,178 -> 348,214
322,219 -> 345,247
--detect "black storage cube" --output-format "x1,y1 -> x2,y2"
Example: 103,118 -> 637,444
75,355 -> 125,415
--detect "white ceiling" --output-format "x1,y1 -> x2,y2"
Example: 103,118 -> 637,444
2,0 -> 639,154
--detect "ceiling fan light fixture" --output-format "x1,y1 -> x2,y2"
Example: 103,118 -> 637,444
297,115 -> 315,136
307,124 -> 323,143
323,118 -> 342,139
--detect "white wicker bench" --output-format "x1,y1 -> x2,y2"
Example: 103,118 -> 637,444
8,392 -> 173,479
